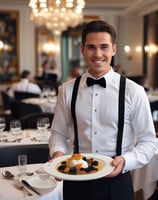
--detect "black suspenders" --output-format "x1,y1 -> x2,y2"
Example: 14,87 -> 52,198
71,75 -> 126,155
71,76 -> 81,154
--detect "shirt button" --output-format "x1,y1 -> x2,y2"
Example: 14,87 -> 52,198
96,150 -> 98,153
94,132 -> 97,135
95,93 -> 98,96
94,109 -> 97,112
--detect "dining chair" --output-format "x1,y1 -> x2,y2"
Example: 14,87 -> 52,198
1,91 -> 14,113
14,91 -> 40,100
20,112 -> 54,129
0,145 -> 49,167
0,113 -> 14,131
10,100 -> 43,119
150,100 -> 158,132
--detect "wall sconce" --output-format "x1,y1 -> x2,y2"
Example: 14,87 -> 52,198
0,40 -> 4,50
144,44 -> 158,58
124,45 -> 142,60
42,40 -> 56,55
124,45 -> 132,60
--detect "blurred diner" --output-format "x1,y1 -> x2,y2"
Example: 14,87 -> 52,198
7,70 -> 42,98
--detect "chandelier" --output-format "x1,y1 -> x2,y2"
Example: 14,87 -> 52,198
29,0 -> 86,35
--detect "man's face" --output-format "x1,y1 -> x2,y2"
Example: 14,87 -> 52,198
81,32 -> 116,78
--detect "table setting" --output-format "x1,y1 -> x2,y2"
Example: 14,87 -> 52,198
23,96 -> 57,113
0,163 -> 63,200
0,116 -> 51,147
0,129 -> 51,147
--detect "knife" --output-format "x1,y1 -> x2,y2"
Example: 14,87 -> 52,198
21,180 -> 41,196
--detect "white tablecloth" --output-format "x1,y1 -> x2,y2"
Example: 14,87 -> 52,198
23,97 -> 57,113
132,149 -> 158,199
1,149 -> 158,200
0,164 -> 63,200
0,129 -> 50,148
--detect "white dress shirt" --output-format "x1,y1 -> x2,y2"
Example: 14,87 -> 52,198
8,79 -> 41,97
49,68 -> 157,173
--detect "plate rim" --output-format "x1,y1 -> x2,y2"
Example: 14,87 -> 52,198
43,153 -> 114,181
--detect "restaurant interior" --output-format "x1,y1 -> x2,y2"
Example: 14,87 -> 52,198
0,0 -> 158,200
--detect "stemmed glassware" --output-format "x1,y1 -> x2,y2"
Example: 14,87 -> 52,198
0,117 -> 6,140
36,117 -> 50,141
10,120 -> 22,141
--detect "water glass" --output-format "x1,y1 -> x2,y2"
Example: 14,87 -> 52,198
18,154 -> 27,176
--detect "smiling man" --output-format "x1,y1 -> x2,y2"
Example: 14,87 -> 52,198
49,20 -> 157,200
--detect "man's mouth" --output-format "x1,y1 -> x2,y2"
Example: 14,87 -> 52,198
92,60 -> 105,64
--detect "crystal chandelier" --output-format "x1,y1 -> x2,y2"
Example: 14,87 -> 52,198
29,0 -> 86,35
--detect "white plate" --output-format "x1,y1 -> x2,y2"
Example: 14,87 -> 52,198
27,176 -> 57,191
43,153 -> 114,181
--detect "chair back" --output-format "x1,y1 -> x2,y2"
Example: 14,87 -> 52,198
14,91 -> 40,100
150,100 -> 158,132
10,100 -> 43,119
20,112 -> 54,129
1,91 -> 14,112
0,114 -> 14,131
0,145 -> 49,167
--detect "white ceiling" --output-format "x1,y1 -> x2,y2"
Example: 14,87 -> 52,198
0,0 -> 158,16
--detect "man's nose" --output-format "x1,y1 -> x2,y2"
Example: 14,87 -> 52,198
94,48 -> 102,57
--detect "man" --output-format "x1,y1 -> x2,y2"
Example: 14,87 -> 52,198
49,20 -> 157,200
8,70 -> 41,97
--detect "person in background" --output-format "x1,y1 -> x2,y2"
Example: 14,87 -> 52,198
113,64 -> 126,75
137,75 -> 149,92
66,66 -> 82,81
40,60 -> 50,81
49,20 -> 157,200
8,70 -> 41,98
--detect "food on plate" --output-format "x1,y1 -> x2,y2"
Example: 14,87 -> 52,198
57,153 -> 104,175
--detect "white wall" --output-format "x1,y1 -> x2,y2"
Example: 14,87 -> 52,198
117,14 -> 143,76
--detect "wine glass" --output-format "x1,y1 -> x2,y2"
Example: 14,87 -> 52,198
0,117 -> 6,132
0,117 -> 6,140
37,117 -> 50,141
10,120 -> 22,141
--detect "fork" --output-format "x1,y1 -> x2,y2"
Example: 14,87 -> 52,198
14,179 -> 33,196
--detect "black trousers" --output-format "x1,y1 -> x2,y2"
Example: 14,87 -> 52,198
63,172 -> 134,200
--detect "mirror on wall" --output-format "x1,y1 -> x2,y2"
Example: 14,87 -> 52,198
35,27 -> 56,77
143,11 -> 158,89
0,10 -> 19,84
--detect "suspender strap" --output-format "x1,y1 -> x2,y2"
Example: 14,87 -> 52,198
116,75 -> 126,156
71,76 -> 81,154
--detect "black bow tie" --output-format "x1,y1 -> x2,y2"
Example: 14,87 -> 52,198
86,77 -> 106,88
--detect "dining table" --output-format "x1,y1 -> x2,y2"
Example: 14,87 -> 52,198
0,163 -> 63,200
22,97 -> 57,113
0,138 -> 158,200
0,129 -> 51,148
132,147 -> 158,200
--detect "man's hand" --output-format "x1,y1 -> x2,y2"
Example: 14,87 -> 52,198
105,156 -> 125,178
50,151 -> 65,181
52,151 -> 65,159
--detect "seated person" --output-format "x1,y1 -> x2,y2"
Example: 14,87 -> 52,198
8,70 -> 42,98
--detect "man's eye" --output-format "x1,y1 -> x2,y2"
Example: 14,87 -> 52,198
101,45 -> 108,49
87,45 -> 95,49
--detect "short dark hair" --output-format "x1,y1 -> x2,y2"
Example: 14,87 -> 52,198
82,20 -> 116,45
21,70 -> 30,78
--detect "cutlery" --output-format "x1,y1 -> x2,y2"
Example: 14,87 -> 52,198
2,170 -> 14,179
21,180 -> 41,195
14,179 -> 33,196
